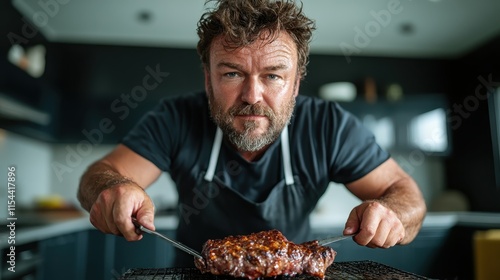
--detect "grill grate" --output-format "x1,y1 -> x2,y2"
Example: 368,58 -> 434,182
119,261 -> 433,280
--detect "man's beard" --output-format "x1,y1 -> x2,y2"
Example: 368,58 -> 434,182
207,85 -> 296,152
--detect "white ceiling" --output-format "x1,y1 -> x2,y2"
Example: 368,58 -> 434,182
12,0 -> 500,58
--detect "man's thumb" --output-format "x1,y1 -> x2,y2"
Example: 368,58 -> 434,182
136,201 -> 155,231
343,208 -> 360,235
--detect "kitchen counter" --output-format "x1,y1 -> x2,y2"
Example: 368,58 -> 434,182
1,211 -> 499,249
0,211 -> 90,249
313,211 -> 500,228
0,211 -> 182,249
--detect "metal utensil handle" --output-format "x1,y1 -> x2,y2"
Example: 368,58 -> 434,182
139,226 -> 203,259
132,218 -> 203,259
318,234 -> 355,246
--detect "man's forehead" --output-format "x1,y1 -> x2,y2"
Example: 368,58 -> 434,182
210,32 -> 298,61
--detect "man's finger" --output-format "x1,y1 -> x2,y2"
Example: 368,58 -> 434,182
90,199 -> 117,235
367,220 -> 391,248
112,194 -> 144,241
383,220 -> 405,248
356,202 -> 385,246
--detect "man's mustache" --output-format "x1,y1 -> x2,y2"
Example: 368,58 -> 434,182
229,104 -> 275,118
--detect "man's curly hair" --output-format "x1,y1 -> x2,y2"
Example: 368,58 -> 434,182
197,0 -> 316,79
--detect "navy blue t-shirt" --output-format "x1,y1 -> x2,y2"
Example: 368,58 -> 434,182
122,92 -> 390,203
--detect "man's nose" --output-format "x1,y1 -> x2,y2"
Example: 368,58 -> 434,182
241,77 -> 264,105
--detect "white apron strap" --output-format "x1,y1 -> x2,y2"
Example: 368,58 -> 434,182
281,125 -> 295,186
204,127 -> 223,182
204,126 -> 294,185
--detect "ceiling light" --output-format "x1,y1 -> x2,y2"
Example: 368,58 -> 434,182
137,10 -> 153,24
399,22 -> 415,35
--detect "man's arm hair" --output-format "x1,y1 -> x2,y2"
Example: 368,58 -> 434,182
346,158 -> 426,244
373,177 -> 426,244
77,161 -> 140,212
77,144 -> 163,212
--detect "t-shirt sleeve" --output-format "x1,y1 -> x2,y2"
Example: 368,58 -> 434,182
329,105 -> 390,184
121,100 -> 175,172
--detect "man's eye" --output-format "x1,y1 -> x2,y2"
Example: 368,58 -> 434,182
268,74 -> 280,80
224,72 -> 239,78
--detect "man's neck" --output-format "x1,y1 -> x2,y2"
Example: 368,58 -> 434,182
238,149 -> 268,162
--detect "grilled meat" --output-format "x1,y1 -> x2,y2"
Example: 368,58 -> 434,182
194,229 -> 336,279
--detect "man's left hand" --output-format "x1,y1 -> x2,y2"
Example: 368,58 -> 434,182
343,201 -> 405,248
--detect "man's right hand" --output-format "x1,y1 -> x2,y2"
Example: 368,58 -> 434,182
78,144 -> 162,240
89,183 -> 156,241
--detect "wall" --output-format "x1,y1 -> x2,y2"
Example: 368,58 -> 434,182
50,143 -> 178,211
0,129 -> 52,218
0,129 -> 178,214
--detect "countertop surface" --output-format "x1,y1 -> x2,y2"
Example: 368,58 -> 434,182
1,211 -> 499,249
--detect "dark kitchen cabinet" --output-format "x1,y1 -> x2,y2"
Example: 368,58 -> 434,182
38,231 -> 88,280
84,230 -> 114,280
0,55 -> 61,142
85,229 -> 177,279
312,226 -> 451,278
0,242 -> 41,280
112,230 -> 176,273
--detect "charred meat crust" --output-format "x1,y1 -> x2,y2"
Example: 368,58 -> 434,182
194,229 -> 336,279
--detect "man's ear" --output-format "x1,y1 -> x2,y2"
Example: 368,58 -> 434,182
293,75 -> 301,98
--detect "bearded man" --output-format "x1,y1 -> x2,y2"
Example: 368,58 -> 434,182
78,0 -> 426,267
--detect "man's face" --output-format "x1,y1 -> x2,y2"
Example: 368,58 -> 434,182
205,32 -> 300,152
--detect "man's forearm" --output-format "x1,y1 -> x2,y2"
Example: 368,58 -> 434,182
77,161 -> 139,212
378,177 -> 427,244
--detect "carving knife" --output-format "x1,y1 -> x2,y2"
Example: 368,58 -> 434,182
318,234 -> 356,246
132,218 -> 203,259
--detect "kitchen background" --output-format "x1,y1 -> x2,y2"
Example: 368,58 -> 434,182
0,0 -> 500,279
1,0 -> 499,214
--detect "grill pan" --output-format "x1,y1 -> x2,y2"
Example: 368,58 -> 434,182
118,261 -> 433,280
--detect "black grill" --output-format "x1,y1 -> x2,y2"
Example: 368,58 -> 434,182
119,261 -> 433,280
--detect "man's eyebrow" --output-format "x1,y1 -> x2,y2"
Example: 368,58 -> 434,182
264,64 -> 290,71
216,62 -> 290,71
217,62 -> 243,71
